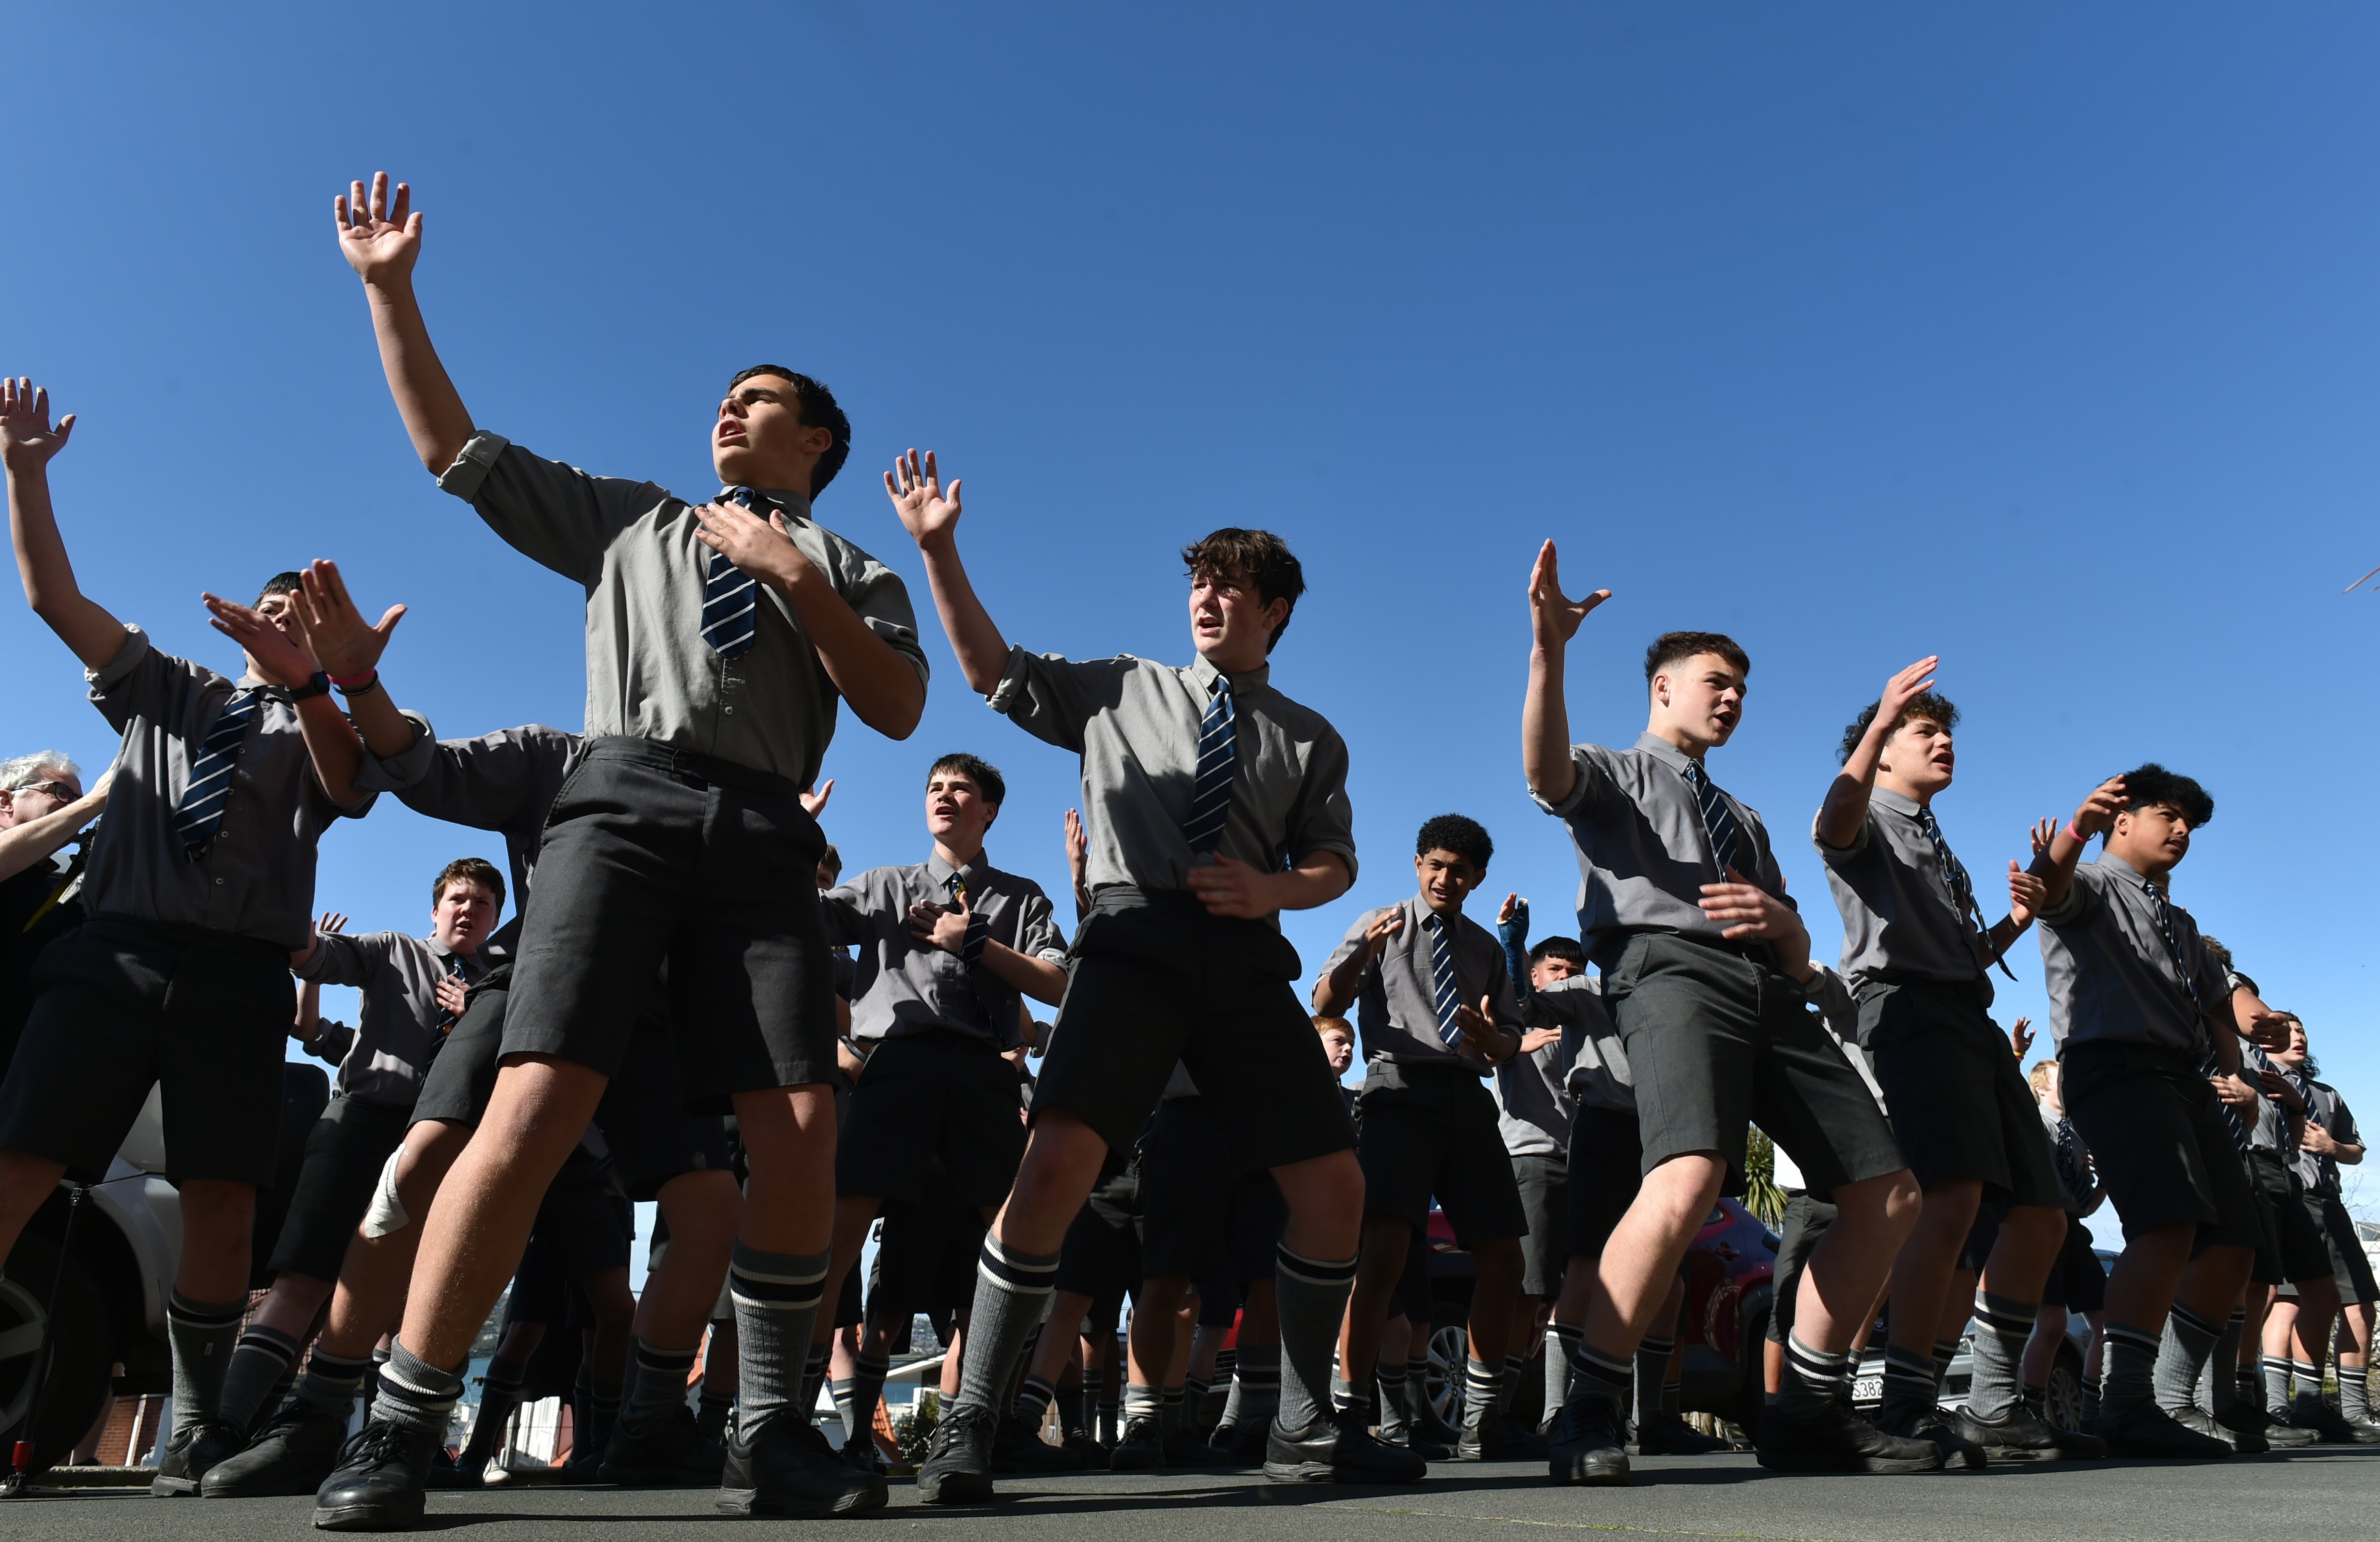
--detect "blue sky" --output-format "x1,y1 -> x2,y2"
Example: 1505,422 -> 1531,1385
5,5 -> 2378,1225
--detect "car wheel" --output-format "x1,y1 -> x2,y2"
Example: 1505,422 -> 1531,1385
1426,1322 -> 1468,1430
2044,1343 -> 2085,1432
0,1232 -> 115,1475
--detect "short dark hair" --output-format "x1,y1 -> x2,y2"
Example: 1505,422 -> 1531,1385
433,856 -> 506,911
1643,631 -> 1750,686
2116,762 -> 2213,831
258,572 -> 305,605
728,365 -> 852,496
1415,813 -> 1493,870
1182,529 -> 1306,652
819,844 -> 843,881
1837,692 -> 1960,766
928,752 -> 1006,810
1529,936 -> 1588,970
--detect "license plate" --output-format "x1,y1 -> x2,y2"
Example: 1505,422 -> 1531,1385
1851,1376 -> 1883,1404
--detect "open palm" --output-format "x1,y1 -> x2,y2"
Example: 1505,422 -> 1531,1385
334,171 -> 423,285
885,449 -> 962,545
0,378 -> 74,471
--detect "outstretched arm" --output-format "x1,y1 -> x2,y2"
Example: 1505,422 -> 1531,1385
4,378 -> 129,669
0,771 -> 109,883
2028,776 -> 2126,910
203,593 -> 366,805
888,450 -> 1011,695
1522,541 -> 1609,808
1815,656 -> 1938,850
334,173 -> 475,476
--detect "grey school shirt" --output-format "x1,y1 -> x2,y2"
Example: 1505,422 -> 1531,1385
80,625 -> 371,950
1816,787 -> 1990,1000
2298,1080 -> 2360,1196
986,646 -> 1357,917
1532,732 -> 1794,972
438,433 -> 928,788
296,930 -> 490,1108
819,853 -> 1068,1049
2036,852 -> 2229,1055
1322,896 -> 1519,1074
1517,971 -> 1626,1119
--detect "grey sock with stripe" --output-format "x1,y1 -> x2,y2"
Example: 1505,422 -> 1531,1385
294,1347 -> 372,1421
1462,1356 -> 1501,1429
1230,1345 -> 1281,1432
2152,1302 -> 2222,1413
1497,1352 -> 1526,1416
1778,1333 -> 1851,1418
368,1339 -> 465,1436
2290,1358 -> 2324,1418
2341,1365 -> 2371,1423
2102,1322 -> 2161,1417
623,1338 -> 698,1432
952,1237 -> 1061,1419
1545,1325 -> 1577,1416
166,1292 -> 247,1426
1275,1246 -> 1359,1434
1966,1291 -> 2037,1421
2263,1354 -> 2294,1413
218,1323 -> 304,1434
1633,1337 -> 1674,1429
728,1241 -> 830,1433
1879,1343 -> 1938,1422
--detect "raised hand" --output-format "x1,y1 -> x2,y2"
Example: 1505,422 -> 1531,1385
2007,861 -> 2046,927
1064,808 -> 1090,896
334,172 -> 423,286
2028,817 -> 2058,858
2069,776 -> 2127,841
318,910 -> 348,934
294,560 -> 406,680
1497,892 -> 1526,928
1362,906 -> 1407,960
205,592 -> 322,687
1876,656 -> 1940,725
1528,540 -> 1611,650
1518,1026 -> 1561,1056
0,378 -> 75,471
2244,1011 -> 2294,1051
801,779 -> 834,820
885,449 -> 962,547
2009,1015 -> 2034,1059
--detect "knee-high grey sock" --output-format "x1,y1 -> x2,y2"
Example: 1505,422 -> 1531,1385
1545,1325 -> 1576,1418
1569,1341 -> 1632,1413
1879,1344 -> 1937,1421
843,1349 -> 891,1442
798,1344 -> 832,1419
1015,1373 -> 1058,1425
1373,1354 -> 1409,1436
1406,1350 -> 1433,1426
1122,1382 -> 1161,1432
217,1323 -> 303,1434
623,1337 -> 698,1432
1778,1333 -> 1851,1418
1932,1336 -> 1962,1397
294,1347 -> 372,1421
2152,1303 -> 2223,1414
1058,1378 -> 1090,1437
1231,1345 -> 1280,1433
461,1358 -> 525,1470
952,1237 -> 1061,1419
1633,1337 -> 1674,1429
1497,1352 -> 1526,1416
728,1240 -> 830,1433
1160,1384 -> 1184,1438
1967,1291 -> 2037,1421
583,1374 -> 622,1460
1275,1246 -> 1358,1434
2203,1312 -> 2244,1420
2290,1358 -> 2325,1415
369,1339 -> 465,1437
2341,1365 -> 2371,1423
1461,1356 -> 1501,1430
166,1292 -> 247,1426
2264,1354 -> 2295,1413
2100,1323 -> 2160,1417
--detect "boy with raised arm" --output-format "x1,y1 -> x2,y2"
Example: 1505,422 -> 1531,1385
2029,765 -> 2262,1458
1812,660 -> 2075,1463
1316,814 -> 1533,1463
888,452 -> 1409,1497
0,377 -> 373,1493
1520,542 -> 1930,1485
313,173 -> 925,1529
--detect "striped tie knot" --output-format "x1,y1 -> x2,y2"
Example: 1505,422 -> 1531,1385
1182,673 -> 1237,854
1424,911 -> 1464,1045
1913,804 -> 1974,916
174,686 -> 260,858
700,487 -> 763,660
1679,756 -> 1745,877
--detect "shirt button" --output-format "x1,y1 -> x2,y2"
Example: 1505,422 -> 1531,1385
215,877 -> 226,886
725,706 -> 736,715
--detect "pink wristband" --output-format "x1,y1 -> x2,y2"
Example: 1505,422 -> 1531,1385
2065,820 -> 2085,844
329,669 -> 378,689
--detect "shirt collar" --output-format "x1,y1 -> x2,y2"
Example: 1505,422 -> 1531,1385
1632,730 -> 1698,776
1189,652 -> 1270,695
2094,850 -> 2158,893
926,850 -> 989,888
1871,786 -> 1923,820
717,486 -> 816,524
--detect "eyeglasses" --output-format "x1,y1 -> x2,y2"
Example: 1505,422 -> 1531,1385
7,782 -> 78,801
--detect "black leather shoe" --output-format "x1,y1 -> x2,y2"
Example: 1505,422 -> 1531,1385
2170,1404 -> 2262,1454
203,1401 -> 351,1497
313,1417 -> 445,1529
1758,1401 -> 1946,1474
915,1404 -> 997,1505
1458,1411 -> 1549,1461
2229,1404 -> 2314,1446
152,1417 -> 244,1496
1164,1425 -> 1229,1466
1263,1409 -> 1427,1483
2293,1397 -> 2363,1445
715,1417 -> 887,1517
1630,1411 -> 1732,1456
1956,1403 -> 2063,1463
991,1412 -> 1078,1473
1546,1392 -> 1631,1486
601,1404 -> 727,1487
1059,1426 -> 1107,1468
1108,1416 -> 1168,1470
2092,1403 -> 2232,1459
2341,1415 -> 2380,1445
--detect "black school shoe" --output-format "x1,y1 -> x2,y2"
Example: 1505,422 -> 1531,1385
1165,1425 -> 1230,1466
1458,1410 -> 1549,1461
715,1417 -> 887,1517
991,1412 -> 1079,1473
2169,1404 -> 2263,1454
151,1417 -> 244,1496
915,1404 -> 997,1505
1545,1392 -> 1630,1486
2292,1396 -> 2365,1445
1758,1400 -> 1946,1474
202,1401 -> 352,1497
313,1417 -> 445,1530
600,1404 -> 728,1486
1630,1411 -> 1734,1456
1263,1409 -> 1428,1484
1955,1403 -> 2064,1463
1109,1416 -> 1168,1469
2255,1406 -> 2321,1447
2092,1402 -> 2232,1460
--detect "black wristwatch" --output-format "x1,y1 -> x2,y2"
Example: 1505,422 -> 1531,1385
289,671 -> 332,702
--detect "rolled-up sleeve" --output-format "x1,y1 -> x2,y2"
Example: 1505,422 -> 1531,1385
1286,726 -> 1359,884
86,625 -> 187,732
2038,864 -> 2105,927
986,647 -> 1102,753
837,551 -> 929,692
294,929 -> 388,988
1015,889 -> 1069,963
439,432 -> 649,584
353,711 -> 438,796
306,1018 -> 356,1065
1530,744 -> 1609,821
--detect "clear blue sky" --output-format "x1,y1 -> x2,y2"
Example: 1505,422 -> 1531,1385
5,6 -> 2376,1224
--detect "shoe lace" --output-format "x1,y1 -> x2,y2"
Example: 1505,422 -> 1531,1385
337,1420 -> 412,1469
927,1404 -> 991,1456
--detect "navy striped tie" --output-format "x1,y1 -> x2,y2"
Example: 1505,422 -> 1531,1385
1425,913 -> 1463,1045
701,488 -> 763,660
174,687 -> 258,858
1182,675 -> 1236,854
1679,756 -> 1745,877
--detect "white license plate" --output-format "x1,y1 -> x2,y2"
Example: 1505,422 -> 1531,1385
1851,1376 -> 1883,1404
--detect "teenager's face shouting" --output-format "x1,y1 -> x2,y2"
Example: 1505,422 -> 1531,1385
1881,715 -> 1956,797
925,771 -> 996,851
2275,1023 -> 2308,1069
1531,953 -> 1583,991
713,375 -> 832,493
1188,567 -> 1288,674
1320,1030 -> 1355,1076
432,879 -> 499,956
2110,800 -> 2193,875
1651,652 -> 1747,752
1414,847 -> 1483,916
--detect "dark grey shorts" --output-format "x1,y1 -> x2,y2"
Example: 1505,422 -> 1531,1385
596,1023 -> 736,1202
0,916 -> 290,1185
1512,1151 -> 1568,1297
2062,1042 -> 2260,1253
2246,1152 -> 2333,1286
1768,1189 -> 1839,1343
2038,1220 -> 2106,1313
267,1094 -> 412,1281
409,965 -> 510,1130
1565,1106 -> 1644,1259
1857,977 -> 2064,1209
2321,1195 -> 2379,1304
1054,1150 -> 1141,1320
500,738 -> 838,1097
1137,1095 -> 1235,1280
1355,1062 -> 1526,1248
1606,933 -> 1905,1199
837,1030 -> 1026,1209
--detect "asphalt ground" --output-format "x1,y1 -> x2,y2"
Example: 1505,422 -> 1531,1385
5,1448 -> 2375,1542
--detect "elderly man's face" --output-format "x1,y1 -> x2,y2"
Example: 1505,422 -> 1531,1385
0,767 -> 80,829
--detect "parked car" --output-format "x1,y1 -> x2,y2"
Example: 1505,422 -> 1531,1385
1420,1197 -> 1776,1432
0,1061 -> 326,1473
1849,1247 -> 2109,1430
